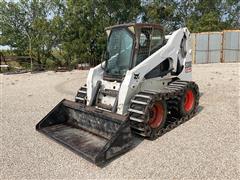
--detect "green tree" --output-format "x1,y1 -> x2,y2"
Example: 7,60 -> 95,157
142,0 -> 181,32
1,0 -> 238,71
0,0 -> 64,69
142,0 -> 239,32
61,0 -> 142,66
177,0 -> 240,32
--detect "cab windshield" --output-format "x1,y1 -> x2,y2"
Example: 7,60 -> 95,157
105,28 -> 133,77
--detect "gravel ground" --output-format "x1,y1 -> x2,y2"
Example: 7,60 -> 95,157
1,63 -> 239,179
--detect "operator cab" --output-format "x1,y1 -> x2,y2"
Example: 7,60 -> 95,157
104,23 -> 165,81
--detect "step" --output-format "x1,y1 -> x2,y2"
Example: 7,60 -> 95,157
78,90 -> 87,94
75,96 -> 85,101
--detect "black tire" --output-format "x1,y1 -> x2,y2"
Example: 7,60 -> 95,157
167,81 -> 199,118
179,87 -> 198,117
147,100 -> 167,140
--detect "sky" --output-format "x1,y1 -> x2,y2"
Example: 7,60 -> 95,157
0,45 -> 12,50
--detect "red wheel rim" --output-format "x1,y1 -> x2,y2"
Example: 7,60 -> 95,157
184,89 -> 195,112
148,102 -> 164,128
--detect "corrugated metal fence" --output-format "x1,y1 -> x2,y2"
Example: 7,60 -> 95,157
191,30 -> 240,64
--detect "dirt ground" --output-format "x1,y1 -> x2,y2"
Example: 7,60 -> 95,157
1,63 -> 239,179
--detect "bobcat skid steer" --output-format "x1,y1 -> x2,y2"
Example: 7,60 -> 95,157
36,23 -> 199,165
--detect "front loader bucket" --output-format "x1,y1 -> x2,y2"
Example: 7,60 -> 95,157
36,99 -> 132,165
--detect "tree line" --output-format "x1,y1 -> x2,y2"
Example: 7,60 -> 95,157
0,0 -> 239,70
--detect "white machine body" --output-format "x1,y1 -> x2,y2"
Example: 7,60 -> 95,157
85,27 -> 192,115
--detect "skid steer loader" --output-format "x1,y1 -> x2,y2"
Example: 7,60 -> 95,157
36,23 -> 200,165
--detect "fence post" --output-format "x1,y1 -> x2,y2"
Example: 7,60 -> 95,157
220,31 -> 224,63
193,33 -> 197,64
238,31 -> 240,62
207,33 -> 210,63
192,33 -> 196,64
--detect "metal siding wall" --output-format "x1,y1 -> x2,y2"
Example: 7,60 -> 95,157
192,30 -> 240,64
223,31 -> 240,62
195,34 -> 208,64
209,33 -> 221,63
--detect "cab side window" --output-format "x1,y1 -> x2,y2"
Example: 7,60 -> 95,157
136,28 -> 152,65
136,28 -> 164,66
150,29 -> 164,54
